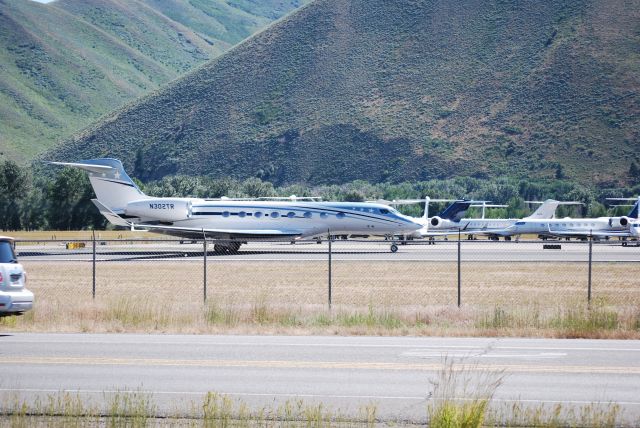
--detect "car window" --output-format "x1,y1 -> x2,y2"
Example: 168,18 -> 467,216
0,241 -> 17,263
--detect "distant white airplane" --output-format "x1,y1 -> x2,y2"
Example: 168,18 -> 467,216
49,159 -> 422,253
390,198 -> 569,239
371,198 -> 475,239
495,197 -> 640,240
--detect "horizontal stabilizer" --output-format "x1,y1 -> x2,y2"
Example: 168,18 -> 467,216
92,199 -> 131,227
48,161 -> 114,174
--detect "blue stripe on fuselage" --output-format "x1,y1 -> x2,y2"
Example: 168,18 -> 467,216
191,204 -> 409,225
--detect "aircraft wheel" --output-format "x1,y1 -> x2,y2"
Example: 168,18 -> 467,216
390,244 -> 398,253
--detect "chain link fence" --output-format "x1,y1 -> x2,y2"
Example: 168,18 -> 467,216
14,236 -> 640,314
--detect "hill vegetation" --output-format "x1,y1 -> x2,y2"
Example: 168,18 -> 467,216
45,0 -> 640,185
0,0 -> 306,162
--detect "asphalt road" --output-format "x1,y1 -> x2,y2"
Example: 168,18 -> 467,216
15,240 -> 640,262
1,334 -> 638,423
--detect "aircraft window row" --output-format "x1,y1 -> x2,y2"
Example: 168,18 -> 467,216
559,223 -> 597,227
348,207 -> 393,215
193,211 -> 347,219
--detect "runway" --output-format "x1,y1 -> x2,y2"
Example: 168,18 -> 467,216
15,239 -> 640,262
1,334 -> 639,423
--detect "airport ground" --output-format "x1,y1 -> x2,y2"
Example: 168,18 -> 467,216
2,236 -> 639,338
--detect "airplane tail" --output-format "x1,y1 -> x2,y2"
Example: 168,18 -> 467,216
525,199 -> 560,219
628,199 -> 639,219
439,201 -> 472,221
48,158 -> 149,212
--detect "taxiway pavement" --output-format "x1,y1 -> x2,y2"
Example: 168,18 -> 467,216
15,240 -> 640,262
1,334 -> 638,423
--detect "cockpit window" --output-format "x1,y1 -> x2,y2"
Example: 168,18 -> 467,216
379,209 -> 390,214
515,221 -> 525,225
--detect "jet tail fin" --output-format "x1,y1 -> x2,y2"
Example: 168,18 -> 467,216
628,199 -> 639,219
525,199 -> 582,219
49,158 -> 149,211
439,201 -> 472,222
526,199 -> 560,219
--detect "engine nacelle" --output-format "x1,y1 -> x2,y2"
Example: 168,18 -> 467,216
609,216 -> 630,228
430,216 -> 442,227
125,199 -> 192,222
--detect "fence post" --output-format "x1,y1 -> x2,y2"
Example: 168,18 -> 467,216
588,231 -> 593,305
328,230 -> 332,310
202,230 -> 207,303
92,230 -> 96,299
457,228 -> 461,308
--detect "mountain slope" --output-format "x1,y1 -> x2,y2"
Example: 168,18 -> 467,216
47,0 -> 640,185
0,0 -> 305,162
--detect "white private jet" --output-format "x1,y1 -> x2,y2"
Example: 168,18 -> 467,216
371,198 -> 477,239
398,198 -> 570,240
49,159 -> 422,253
495,198 -> 640,240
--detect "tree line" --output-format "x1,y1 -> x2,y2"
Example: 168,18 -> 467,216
1,159 -> 638,231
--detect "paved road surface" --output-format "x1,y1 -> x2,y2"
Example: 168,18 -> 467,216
1,334 -> 638,423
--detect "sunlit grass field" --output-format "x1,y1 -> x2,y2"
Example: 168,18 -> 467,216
3,257 -> 639,338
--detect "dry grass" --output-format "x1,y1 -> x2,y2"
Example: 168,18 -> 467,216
2,258 -> 638,337
1,372 -> 630,427
1,390 -> 377,427
20,259 -> 640,307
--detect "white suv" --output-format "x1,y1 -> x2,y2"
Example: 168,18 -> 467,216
0,236 -> 33,316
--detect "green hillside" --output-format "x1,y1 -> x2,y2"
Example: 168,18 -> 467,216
47,0 -> 639,185
0,0 -> 305,162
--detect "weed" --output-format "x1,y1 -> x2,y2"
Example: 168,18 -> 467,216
489,401 -> 622,427
106,390 -> 156,427
427,358 -> 504,428
551,303 -> 620,335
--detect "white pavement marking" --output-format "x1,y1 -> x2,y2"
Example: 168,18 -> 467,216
401,351 -> 567,359
5,337 -> 640,353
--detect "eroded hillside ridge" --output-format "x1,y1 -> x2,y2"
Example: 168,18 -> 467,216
48,0 -> 640,185
0,0 -> 305,161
